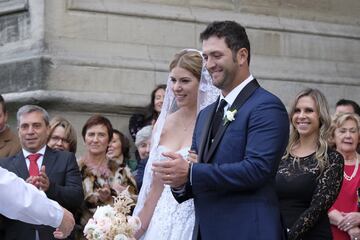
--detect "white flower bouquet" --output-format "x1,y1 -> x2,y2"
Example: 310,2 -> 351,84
84,189 -> 141,240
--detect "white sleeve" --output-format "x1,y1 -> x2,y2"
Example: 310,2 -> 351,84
0,166 -> 64,228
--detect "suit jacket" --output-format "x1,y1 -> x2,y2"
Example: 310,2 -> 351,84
0,126 -> 21,159
0,147 -> 84,240
174,80 -> 289,240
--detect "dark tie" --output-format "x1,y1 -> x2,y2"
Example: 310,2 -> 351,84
211,99 -> 227,140
28,153 -> 41,176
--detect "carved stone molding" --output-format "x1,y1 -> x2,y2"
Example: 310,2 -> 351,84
0,0 -> 28,15
3,89 -> 147,114
66,0 -> 360,40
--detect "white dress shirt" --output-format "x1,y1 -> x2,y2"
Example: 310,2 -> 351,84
23,146 -> 46,172
23,146 -> 47,240
217,74 -> 254,115
0,166 -> 63,227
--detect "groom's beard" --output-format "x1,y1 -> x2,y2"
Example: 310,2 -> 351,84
208,62 -> 238,92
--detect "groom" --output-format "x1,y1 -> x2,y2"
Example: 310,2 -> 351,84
153,21 -> 289,240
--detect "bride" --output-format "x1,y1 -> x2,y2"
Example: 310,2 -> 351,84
133,49 -> 218,239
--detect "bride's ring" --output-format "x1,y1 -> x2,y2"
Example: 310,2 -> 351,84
347,222 -> 351,226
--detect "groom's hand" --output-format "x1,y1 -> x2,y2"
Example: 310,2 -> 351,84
152,152 -> 189,188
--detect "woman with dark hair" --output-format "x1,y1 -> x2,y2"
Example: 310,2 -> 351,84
76,114 -> 119,239
146,84 -> 166,124
107,129 -> 130,168
106,129 -> 137,195
47,116 -> 77,153
276,88 -> 344,240
129,84 -> 166,141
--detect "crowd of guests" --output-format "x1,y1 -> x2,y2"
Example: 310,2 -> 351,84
0,89 -> 160,239
0,73 -> 360,239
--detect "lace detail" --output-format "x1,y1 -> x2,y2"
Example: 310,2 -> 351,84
277,153 -> 320,178
276,150 -> 344,240
142,146 -> 195,240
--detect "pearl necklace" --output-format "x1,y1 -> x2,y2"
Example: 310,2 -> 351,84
344,155 -> 359,181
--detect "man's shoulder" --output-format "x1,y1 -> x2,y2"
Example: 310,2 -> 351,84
0,126 -> 19,141
0,127 -> 21,158
254,86 -> 283,102
46,147 -> 76,162
249,86 -> 286,110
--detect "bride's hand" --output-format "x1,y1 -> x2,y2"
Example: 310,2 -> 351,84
134,223 -> 146,240
187,150 -> 198,163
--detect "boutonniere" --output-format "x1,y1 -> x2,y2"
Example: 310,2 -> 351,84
223,109 -> 237,125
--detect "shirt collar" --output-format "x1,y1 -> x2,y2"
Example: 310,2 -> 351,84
219,74 -> 254,107
22,145 -> 47,159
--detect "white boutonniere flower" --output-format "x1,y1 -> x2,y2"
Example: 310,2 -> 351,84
223,109 -> 237,125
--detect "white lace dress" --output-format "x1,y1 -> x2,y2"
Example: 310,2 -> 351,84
141,146 -> 195,240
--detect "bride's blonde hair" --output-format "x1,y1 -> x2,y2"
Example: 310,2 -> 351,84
169,50 -> 203,81
283,88 -> 331,172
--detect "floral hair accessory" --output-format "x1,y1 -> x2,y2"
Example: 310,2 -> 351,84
223,109 -> 237,125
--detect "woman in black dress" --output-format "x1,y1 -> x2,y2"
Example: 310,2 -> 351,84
276,88 -> 344,240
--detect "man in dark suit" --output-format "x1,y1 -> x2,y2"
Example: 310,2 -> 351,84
153,21 -> 289,240
0,105 -> 83,240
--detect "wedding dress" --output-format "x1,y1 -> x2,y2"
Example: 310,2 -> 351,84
141,146 -> 194,240
133,49 -> 219,240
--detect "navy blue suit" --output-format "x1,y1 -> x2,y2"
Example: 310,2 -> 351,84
174,80 -> 289,240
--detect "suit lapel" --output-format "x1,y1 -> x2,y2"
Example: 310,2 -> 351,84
204,79 -> 260,163
12,152 -> 30,180
42,147 -> 56,176
197,101 -> 218,163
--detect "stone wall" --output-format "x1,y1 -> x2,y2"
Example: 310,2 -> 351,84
1,0 -> 359,155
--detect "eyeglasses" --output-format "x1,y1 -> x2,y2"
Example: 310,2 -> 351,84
50,136 -> 70,144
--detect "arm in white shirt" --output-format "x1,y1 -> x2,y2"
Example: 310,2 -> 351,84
0,166 -> 63,228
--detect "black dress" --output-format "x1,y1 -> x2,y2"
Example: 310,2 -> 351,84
275,150 -> 344,240
128,113 -> 154,141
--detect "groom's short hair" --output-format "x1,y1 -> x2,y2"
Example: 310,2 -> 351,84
200,20 -> 251,65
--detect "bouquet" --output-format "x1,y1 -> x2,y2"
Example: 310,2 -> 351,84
84,188 -> 141,240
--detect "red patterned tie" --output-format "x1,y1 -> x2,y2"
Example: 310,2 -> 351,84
28,153 -> 41,176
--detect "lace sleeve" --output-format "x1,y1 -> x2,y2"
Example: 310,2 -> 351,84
289,151 -> 344,240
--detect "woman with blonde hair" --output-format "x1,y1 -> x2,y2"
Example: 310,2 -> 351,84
328,113 -> 360,240
47,116 -> 77,153
276,88 -> 344,240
